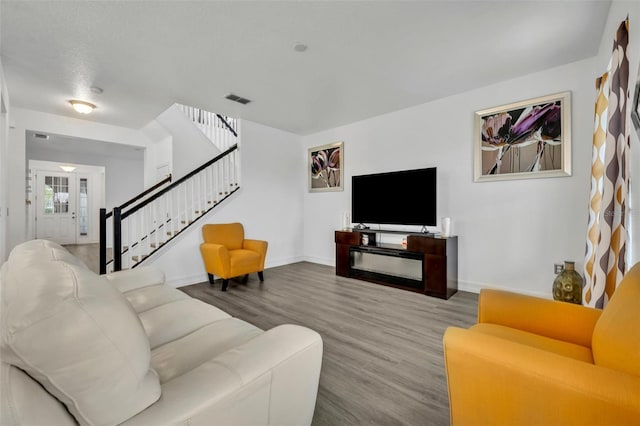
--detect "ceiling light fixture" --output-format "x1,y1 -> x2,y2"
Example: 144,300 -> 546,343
69,100 -> 96,114
60,165 -> 76,172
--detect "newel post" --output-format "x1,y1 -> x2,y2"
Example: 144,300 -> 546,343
113,207 -> 122,271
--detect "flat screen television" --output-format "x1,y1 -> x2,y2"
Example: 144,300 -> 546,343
351,167 -> 436,227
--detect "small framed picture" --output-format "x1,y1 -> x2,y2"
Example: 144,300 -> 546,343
308,141 -> 343,192
473,91 -> 572,182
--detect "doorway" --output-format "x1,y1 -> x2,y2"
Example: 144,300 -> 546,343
30,160 -> 105,245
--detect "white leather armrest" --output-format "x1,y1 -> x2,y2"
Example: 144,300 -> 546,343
122,324 -> 323,426
105,266 -> 166,293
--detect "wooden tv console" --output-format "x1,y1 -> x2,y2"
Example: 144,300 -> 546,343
335,230 -> 458,300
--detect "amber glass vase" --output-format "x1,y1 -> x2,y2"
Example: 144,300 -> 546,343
552,261 -> 583,305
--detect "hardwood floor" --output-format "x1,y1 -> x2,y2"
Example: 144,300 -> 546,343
181,261 -> 479,426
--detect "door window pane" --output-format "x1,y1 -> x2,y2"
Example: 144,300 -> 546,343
43,175 -> 69,214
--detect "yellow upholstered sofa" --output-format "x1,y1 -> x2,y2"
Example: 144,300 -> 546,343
200,222 -> 268,291
443,262 -> 640,425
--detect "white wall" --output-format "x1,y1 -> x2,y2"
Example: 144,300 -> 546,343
302,56 -> 600,298
0,57 -> 10,262
7,107 -> 151,253
146,120 -> 304,287
155,104 -> 220,181
26,143 -> 144,210
140,119 -> 173,187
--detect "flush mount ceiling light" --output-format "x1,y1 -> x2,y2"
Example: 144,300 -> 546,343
69,100 -> 96,114
59,165 -> 76,172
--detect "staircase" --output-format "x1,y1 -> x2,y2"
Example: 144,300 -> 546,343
176,103 -> 238,151
99,108 -> 240,274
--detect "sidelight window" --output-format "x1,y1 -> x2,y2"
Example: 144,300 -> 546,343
79,178 -> 88,236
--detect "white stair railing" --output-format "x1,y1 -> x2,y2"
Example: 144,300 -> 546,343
100,144 -> 240,274
176,103 -> 239,152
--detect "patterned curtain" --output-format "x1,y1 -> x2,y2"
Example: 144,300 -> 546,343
584,19 -> 630,309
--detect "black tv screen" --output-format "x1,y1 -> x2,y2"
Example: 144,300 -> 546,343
351,167 -> 436,226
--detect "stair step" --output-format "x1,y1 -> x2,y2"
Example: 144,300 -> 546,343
150,242 -> 164,249
131,255 -> 148,262
180,220 -> 193,225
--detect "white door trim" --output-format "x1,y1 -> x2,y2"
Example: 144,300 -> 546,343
29,160 -> 105,244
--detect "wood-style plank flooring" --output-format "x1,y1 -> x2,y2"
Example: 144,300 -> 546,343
181,262 -> 479,426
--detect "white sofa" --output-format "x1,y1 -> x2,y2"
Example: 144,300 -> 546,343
0,239 -> 323,426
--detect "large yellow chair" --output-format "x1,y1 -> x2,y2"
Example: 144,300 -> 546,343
443,262 -> 640,425
200,223 -> 268,291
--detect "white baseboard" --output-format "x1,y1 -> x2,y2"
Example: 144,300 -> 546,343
165,256 -> 306,288
163,258 -> 550,300
267,255 -> 306,268
166,273 -> 208,288
458,279 -> 550,299
302,256 -> 333,267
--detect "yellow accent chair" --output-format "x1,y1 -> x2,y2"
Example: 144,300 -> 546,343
200,223 -> 268,291
443,262 -> 640,425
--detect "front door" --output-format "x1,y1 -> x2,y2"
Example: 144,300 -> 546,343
35,171 -> 77,244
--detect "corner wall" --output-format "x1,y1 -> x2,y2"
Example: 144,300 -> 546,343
155,104 -> 220,181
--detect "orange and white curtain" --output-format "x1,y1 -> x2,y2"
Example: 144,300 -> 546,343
584,19 -> 630,309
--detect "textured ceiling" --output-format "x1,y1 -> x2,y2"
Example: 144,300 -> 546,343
1,1 -> 611,135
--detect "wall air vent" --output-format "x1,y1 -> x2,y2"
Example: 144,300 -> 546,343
34,133 -> 49,140
225,93 -> 251,105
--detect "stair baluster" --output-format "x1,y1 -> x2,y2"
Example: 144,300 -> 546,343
100,138 -> 239,273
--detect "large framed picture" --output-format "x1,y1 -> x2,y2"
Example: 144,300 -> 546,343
308,141 -> 343,192
473,91 -> 572,182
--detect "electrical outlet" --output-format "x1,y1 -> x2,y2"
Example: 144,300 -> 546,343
554,263 -> 564,274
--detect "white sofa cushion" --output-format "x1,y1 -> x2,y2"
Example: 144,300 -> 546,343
0,364 -> 77,426
151,317 -> 263,383
0,240 -> 161,425
138,298 -> 231,349
121,283 -> 191,314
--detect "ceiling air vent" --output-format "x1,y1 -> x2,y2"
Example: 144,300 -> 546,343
225,93 -> 251,105
34,133 -> 49,140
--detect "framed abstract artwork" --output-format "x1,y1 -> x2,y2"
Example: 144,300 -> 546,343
308,141 -> 343,192
473,91 -> 572,182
